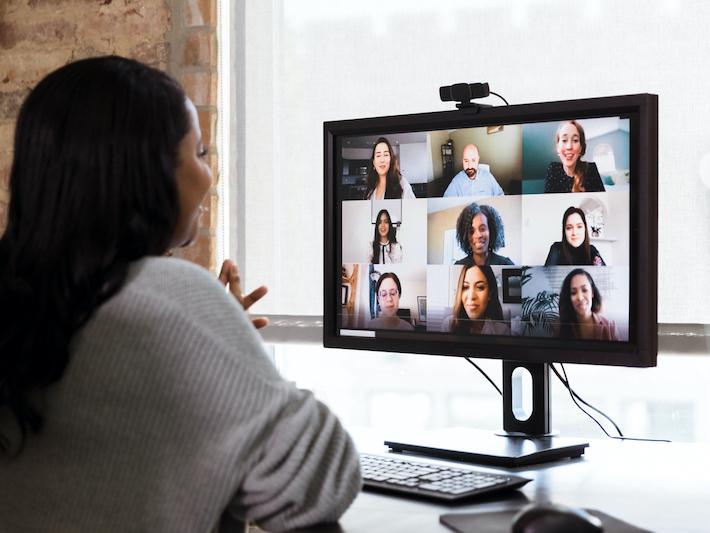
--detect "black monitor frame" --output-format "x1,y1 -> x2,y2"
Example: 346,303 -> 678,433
324,93 -> 658,369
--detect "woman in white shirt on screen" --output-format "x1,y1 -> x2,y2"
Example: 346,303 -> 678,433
363,136 -> 416,200
442,265 -> 510,336
367,273 -> 414,331
367,209 -> 403,264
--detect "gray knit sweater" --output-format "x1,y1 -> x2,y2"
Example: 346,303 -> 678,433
0,257 -> 361,532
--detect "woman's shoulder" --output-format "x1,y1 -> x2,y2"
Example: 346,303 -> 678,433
399,176 -> 415,199
441,315 -> 454,332
126,256 -> 223,301
545,242 -> 563,266
485,320 -> 511,336
490,252 -> 514,265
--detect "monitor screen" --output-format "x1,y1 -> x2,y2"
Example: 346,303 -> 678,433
324,94 -> 657,368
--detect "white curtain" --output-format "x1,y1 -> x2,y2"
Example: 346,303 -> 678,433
230,0 -> 710,325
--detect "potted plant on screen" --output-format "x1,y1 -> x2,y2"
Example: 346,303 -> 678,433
520,267 -> 560,337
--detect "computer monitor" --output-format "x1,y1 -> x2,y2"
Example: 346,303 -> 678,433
323,94 -> 658,466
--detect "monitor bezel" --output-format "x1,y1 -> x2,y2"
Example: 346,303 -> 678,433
323,94 -> 658,367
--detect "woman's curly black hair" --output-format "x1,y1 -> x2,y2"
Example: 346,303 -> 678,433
455,202 -> 506,256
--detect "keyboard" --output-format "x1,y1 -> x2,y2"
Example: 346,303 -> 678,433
360,453 -> 531,502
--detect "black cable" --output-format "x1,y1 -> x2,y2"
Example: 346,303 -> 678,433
552,363 -> 671,443
489,91 -> 509,105
464,357 -> 502,396
554,364 -> 624,436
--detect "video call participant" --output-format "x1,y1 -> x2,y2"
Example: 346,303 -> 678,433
443,143 -> 504,197
442,265 -> 510,335
0,56 -> 360,532
545,207 -> 606,266
455,202 -> 514,266
558,268 -> 619,341
363,136 -> 416,200
368,273 -> 414,331
368,209 -> 403,264
544,120 -> 605,193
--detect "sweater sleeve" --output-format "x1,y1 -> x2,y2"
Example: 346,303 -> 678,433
230,389 -> 362,532
137,259 -> 362,532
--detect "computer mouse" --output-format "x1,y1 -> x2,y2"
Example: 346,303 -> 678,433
511,502 -> 604,533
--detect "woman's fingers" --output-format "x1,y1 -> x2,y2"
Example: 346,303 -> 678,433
218,259 -> 234,287
218,259 -> 268,328
241,285 -> 268,310
251,316 -> 270,329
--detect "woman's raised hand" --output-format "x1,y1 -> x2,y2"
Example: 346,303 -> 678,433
218,259 -> 269,329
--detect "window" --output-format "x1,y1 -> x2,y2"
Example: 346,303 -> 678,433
221,0 -> 710,442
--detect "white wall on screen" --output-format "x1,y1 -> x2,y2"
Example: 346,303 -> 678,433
399,142 -> 432,184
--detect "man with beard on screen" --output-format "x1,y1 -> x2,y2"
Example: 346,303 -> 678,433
444,143 -> 504,197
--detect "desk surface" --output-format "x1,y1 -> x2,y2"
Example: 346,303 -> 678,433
322,432 -> 710,533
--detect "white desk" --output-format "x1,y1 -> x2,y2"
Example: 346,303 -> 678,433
323,434 -> 710,533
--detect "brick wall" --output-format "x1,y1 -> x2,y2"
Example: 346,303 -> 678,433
0,0 -> 219,270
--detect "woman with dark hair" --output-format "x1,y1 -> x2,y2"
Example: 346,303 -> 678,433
454,202 -> 514,266
368,209 -> 402,263
443,265 -> 510,335
368,272 -> 414,330
545,207 -> 606,266
0,56 -> 359,532
544,120 -> 605,193
363,137 -> 416,200
558,269 -> 618,340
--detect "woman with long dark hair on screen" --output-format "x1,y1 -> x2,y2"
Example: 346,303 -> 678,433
363,136 -> 416,200
455,202 -> 514,266
443,265 -> 510,335
558,268 -> 618,340
544,120 -> 605,193
368,209 -> 403,263
545,206 -> 606,266
0,56 -> 359,532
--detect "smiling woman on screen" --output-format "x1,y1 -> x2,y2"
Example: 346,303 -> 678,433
545,206 -> 606,266
544,120 -> 605,193
363,136 -> 416,200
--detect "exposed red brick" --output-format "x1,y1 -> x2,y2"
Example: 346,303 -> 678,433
179,70 -> 216,107
0,199 -> 8,233
196,108 -> 216,148
0,0 -> 220,269
0,155 -> 11,192
0,23 -> 20,49
184,0 -> 216,27
0,89 -> 30,121
181,30 -> 215,68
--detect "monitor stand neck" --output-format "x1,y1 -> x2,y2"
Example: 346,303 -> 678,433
500,361 -> 556,437
383,360 -> 589,468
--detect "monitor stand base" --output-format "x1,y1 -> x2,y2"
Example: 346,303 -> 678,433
384,427 -> 588,468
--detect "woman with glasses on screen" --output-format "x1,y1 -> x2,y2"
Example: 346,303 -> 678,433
442,265 -> 510,335
544,120 -> 605,193
545,207 -> 606,266
368,273 -> 414,330
367,209 -> 403,264
363,136 -> 416,200
455,202 -> 513,266
558,269 -> 618,340
0,56 -> 360,532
